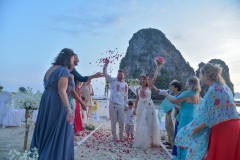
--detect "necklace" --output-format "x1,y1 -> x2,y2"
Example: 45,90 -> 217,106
117,82 -> 121,91
140,87 -> 147,98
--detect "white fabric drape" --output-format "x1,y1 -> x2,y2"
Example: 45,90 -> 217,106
0,91 -> 22,127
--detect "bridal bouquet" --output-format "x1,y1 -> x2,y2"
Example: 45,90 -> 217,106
14,87 -> 42,110
154,56 -> 165,67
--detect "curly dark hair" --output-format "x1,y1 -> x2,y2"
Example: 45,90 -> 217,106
52,48 -> 75,69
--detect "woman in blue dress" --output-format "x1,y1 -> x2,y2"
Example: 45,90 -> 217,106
163,76 -> 201,160
31,48 -> 76,160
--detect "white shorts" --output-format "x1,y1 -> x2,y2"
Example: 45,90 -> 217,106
125,124 -> 134,134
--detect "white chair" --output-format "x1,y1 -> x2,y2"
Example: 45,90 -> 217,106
0,91 -> 22,127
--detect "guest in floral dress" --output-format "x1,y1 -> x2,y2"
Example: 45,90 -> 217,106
176,63 -> 240,160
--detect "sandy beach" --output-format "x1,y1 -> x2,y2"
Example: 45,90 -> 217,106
0,100 -> 172,160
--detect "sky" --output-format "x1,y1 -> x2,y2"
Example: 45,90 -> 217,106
0,0 -> 240,96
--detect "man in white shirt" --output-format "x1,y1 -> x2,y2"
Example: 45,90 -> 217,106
103,60 -> 128,141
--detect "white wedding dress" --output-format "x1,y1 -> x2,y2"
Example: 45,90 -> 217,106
133,87 -> 161,149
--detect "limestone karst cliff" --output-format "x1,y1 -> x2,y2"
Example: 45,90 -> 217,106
119,28 -> 234,99
120,28 -> 195,96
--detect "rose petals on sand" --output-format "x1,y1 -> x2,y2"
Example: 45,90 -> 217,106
74,121 -> 171,160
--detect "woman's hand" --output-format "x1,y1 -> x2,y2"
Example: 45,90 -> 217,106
192,123 -> 206,136
133,107 -> 137,115
81,104 -> 87,111
66,110 -> 73,124
162,90 -> 168,96
82,113 -> 85,119
192,127 -> 200,136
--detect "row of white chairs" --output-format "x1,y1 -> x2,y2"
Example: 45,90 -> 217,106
0,91 -> 38,127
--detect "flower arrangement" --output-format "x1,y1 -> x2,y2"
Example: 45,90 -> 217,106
13,87 -> 42,110
154,56 -> 165,67
9,147 -> 39,160
85,123 -> 96,131
213,63 -> 220,67
13,87 -> 42,150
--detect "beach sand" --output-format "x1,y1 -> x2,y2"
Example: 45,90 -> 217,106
0,100 -> 172,160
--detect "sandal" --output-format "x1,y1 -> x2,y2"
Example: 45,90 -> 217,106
166,145 -> 174,149
163,142 -> 171,145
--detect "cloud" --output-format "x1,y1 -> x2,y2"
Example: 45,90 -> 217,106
39,1 -> 137,36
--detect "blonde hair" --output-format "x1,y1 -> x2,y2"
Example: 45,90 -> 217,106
200,63 -> 225,85
187,76 -> 201,92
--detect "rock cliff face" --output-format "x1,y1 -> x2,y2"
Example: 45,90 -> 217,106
119,28 -> 234,98
120,28 -> 195,86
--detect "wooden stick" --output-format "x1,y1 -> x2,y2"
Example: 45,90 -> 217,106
23,109 -> 29,150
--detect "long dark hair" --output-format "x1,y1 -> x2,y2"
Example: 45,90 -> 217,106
139,75 -> 149,87
52,48 -> 74,69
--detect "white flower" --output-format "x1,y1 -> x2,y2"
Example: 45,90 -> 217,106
25,102 -> 31,107
13,87 -> 42,110
214,63 -> 220,67
9,147 -> 39,160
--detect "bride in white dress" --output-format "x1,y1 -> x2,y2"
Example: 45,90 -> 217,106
133,66 -> 161,150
